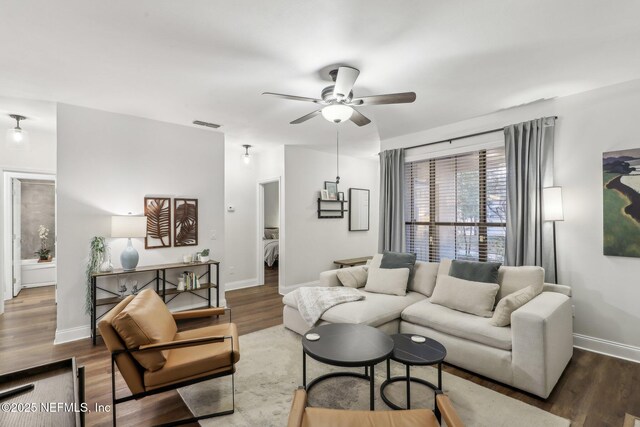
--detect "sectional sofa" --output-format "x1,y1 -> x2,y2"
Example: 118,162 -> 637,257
282,258 -> 573,399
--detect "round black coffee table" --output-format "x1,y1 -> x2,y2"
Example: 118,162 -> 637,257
302,323 -> 394,410
380,334 -> 447,412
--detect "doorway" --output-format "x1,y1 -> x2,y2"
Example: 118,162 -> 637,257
3,171 -> 56,300
257,178 -> 282,290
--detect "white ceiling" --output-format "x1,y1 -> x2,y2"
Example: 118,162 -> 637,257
1,0 -> 640,157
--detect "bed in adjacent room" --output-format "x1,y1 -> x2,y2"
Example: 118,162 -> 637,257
264,228 -> 279,267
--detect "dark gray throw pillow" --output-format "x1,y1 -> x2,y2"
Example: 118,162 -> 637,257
449,260 -> 501,284
381,251 -> 417,277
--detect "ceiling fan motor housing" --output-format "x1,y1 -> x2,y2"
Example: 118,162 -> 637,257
321,86 -> 353,103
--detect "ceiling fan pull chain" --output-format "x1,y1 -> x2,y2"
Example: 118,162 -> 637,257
336,125 -> 340,184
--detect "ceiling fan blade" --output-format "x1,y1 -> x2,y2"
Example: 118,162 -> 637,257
290,109 -> 322,124
333,67 -> 360,100
262,92 -> 324,104
350,108 -> 371,127
349,92 -> 416,106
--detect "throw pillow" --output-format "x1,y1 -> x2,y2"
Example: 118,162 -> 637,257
449,260 -> 501,284
490,285 -> 541,327
336,266 -> 368,288
430,275 -> 500,317
380,251 -> 417,277
364,267 -> 410,296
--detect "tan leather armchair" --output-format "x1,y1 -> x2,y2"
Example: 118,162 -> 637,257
98,289 -> 239,426
287,387 -> 464,427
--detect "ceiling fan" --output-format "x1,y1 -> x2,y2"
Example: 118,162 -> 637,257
263,66 -> 416,126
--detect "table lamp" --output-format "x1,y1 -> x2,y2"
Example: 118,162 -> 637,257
111,214 -> 147,271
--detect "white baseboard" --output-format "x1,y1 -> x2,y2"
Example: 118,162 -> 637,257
54,325 -> 91,345
279,280 -> 320,295
574,333 -> 640,363
225,278 -> 258,291
21,282 -> 56,289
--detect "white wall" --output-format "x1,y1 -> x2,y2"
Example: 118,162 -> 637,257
56,104 -> 225,343
0,97 -> 56,314
383,78 -> 640,361
263,182 -> 279,228
283,145 -> 379,289
224,142 -> 258,288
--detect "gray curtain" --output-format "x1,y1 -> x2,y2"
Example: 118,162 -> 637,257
504,117 -> 557,283
379,148 -> 405,252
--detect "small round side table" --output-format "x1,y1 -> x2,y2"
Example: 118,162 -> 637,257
380,333 -> 447,414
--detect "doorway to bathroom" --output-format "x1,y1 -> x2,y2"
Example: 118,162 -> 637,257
3,171 -> 56,300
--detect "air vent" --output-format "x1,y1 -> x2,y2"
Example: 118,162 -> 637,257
193,120 -> 221,129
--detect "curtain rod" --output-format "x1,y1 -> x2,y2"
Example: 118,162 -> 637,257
396,116 -> 559,151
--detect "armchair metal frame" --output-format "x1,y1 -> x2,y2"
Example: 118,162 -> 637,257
108,307 -> 236,426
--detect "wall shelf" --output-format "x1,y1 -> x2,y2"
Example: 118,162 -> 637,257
317,198 -> 348,219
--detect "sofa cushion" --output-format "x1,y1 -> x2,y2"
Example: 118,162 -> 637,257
409,261 -> 439,296
497,266 -> 544,300
401,299 -> 512,350
285,289 -> 425,327
491,285 -> 541,327
449,260 -> 500,284
111,289 -> 178,372
430,275 -> 499,317
336,266 -> 368,288
365,267 -> 410,296
437,258 -> 452,276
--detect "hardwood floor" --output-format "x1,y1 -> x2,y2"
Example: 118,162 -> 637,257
1,271 -> 639,426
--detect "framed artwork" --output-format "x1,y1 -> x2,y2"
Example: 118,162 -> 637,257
320,189 -> 329,200
325,181 -> 338,200
174,198 -> 198,246
603,148 -> 640,257
338,191 -> 345,201
144,197 -> 171,248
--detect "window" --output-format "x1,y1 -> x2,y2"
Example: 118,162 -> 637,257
404,146 -> 507,262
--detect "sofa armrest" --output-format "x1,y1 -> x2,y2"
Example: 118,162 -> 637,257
287,387 -> 307,427
511,292 -> 573,398
542,282 -> 572,297
319,269 -> 342,287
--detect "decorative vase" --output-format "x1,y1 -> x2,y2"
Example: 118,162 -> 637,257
200,256 -> 209,263
99,249 -> 113,272
183,254 -> 193,263
177,275 -> 186,291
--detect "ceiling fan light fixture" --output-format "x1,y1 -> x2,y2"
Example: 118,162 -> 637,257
321,104 -> 353,123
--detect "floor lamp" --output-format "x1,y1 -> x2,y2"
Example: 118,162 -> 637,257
543,187 -> 564,283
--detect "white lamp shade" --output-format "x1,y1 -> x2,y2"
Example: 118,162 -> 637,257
111,215 -> 147,238
543,187 -> 564,221
321,104 -> 353,123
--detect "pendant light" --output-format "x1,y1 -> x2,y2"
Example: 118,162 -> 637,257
6,114 -> 28,147
242,144 -> 252,164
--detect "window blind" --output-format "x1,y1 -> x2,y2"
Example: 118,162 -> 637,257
404,146 -> 507,263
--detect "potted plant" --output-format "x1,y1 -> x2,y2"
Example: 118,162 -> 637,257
35,225 -> 51,262
200,249 -> 210,263
85,236 -> 106,313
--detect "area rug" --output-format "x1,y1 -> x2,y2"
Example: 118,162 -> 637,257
178,326 -> 571,426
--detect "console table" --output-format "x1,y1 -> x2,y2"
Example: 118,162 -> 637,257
333,256 -> 373,268
90,260 -> 220,345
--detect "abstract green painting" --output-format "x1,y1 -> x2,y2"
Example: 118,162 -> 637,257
603,148 -> 640,257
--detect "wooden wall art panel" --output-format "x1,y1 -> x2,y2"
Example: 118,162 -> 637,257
144,197 -> 172,248
174,198 -> 198,246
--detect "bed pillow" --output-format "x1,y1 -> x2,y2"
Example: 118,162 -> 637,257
336,266 -> 368,288
264,228 -> 278,239
449,260 -> 501,284
490,285 -> 541,327
364,267 -> 410,296
430,275 -> 499,317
